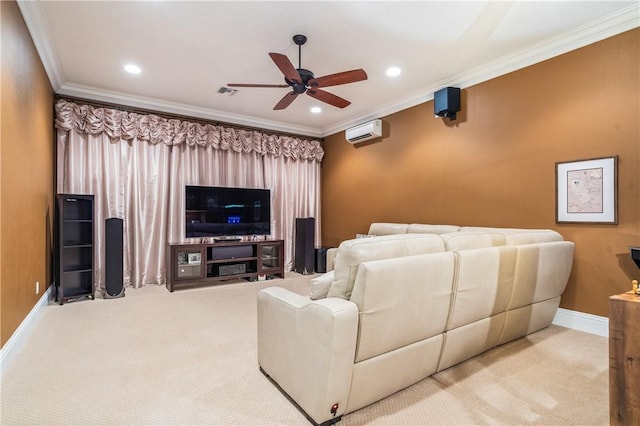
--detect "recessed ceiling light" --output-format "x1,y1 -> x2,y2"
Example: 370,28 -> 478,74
310,106 -> 322,114
124,64 -> 141,74
386,67 -> 401,77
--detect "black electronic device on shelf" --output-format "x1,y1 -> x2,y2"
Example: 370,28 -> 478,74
631,247 -> 640,269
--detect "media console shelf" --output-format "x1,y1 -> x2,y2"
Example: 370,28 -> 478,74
167,240 -> 284,292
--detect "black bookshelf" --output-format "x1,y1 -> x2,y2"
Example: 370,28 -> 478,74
55,194 -> 95,304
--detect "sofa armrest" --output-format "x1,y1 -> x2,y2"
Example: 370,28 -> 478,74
257,287 -> 359,424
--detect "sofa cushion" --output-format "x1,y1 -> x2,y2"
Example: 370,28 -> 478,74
445,246 -> 517,330
367,223 -> 409,235
309,271 -> 334,300
326,234 -> 446,299
349,252 -> 455,362
407,223 -> 460,234
440,231 -> 506,251
437,313 -> 506,372
507,241 -> 574,310
499,297 -> 562,345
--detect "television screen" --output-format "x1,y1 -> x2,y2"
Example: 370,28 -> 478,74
185,185 -> 271,238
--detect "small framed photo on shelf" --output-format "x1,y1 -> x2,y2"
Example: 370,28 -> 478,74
555,156 -> 617,224
188,252 -> 202,265
177,252 -> 189,265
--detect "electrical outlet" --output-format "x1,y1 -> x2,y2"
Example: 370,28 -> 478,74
36,281 -> 40,295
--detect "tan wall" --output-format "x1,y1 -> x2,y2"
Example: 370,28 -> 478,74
1,1 -> 54,348
321,29 -> 640,318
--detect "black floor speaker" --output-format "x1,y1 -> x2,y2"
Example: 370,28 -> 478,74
104,218 -> 125,299
294,217 -> 315,274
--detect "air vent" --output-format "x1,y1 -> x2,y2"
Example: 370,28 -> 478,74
350,132 -> 374,142
217,87 -> 238,96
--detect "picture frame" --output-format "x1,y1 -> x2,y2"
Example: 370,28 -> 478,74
555,156 -> 617,224
177,252 -> 189,265
188,252 -> 202,265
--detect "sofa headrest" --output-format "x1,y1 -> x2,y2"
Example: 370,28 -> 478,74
457,227 -> 565,245
407,224 -> 460,234
440,232 -> 507,251
367,223 -> 409,236
503,230 -> 564,245
460,226 -> 524,233
326,234 -> 446,300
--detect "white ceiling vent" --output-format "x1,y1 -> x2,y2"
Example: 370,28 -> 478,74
345,119 -> 382,144
217,87 -> 238,96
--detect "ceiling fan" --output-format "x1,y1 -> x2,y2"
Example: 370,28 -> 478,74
227,34 -> 368,110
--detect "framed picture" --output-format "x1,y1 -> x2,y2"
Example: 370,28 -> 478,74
188,252 -> 202,265
555,156 -> 617,224
177,252 -> 189,265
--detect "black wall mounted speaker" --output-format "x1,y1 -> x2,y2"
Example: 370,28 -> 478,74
104,217 -> 125,299
434,87 -> 461,120
294,217 -> 315,275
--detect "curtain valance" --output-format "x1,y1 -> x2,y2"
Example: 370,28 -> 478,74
55,99 -> 324,162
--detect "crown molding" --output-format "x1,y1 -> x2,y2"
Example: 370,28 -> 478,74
321,4 -> 640,137
17,1 -> 639,139
57,83 -> 324,138
16,0 -> 63,91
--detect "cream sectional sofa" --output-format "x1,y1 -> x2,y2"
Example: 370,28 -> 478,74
257,224 -> 574,425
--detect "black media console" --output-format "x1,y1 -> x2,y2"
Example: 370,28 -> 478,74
167,240 -> 284,292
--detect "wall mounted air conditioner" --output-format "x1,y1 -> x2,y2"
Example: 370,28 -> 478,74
345,119 -> 382,144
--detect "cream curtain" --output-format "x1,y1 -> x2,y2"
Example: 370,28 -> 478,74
55,99 -> 323,289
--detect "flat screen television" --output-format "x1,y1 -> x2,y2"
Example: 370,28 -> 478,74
185,185 -> 271,238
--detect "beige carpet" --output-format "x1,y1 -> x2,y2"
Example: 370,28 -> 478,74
1,273 -> 608,425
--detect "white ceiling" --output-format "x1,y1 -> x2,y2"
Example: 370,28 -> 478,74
18,1 -> 639,138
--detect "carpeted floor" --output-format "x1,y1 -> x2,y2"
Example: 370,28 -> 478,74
1,272 -> 608,425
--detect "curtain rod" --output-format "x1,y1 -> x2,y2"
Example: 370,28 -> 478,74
54,95 -> 324,141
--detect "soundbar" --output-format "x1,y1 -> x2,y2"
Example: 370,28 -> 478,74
214,236 -> 241,242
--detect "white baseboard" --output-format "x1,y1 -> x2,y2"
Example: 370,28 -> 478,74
552,307 -> 609,337
0,286 -> 53,375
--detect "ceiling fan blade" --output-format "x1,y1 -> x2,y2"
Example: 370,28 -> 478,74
269,52 -> 301,84
273,91 -> 299,110
308,69 -> 368,88
227,83 -> 290,88
306,89 -> 351,108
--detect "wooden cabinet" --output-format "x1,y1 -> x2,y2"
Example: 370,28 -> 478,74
167,240 -> 284,292
258,241 -> 284,277
609,292 -> 640,426
55,194 -> 95,304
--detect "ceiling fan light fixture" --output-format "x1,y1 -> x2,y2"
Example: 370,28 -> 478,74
310,106 -> 322,114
